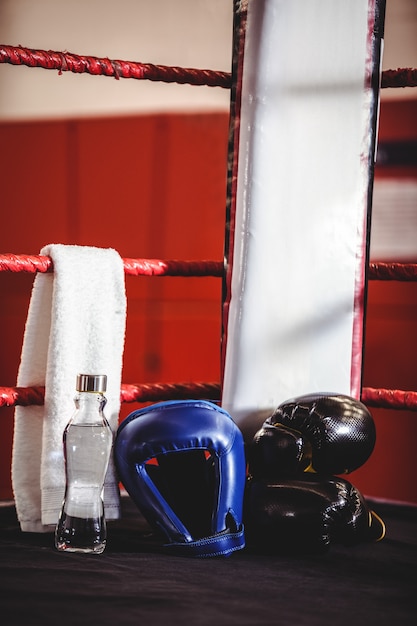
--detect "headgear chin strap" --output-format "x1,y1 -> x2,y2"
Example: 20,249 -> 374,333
114,400 -> 246,557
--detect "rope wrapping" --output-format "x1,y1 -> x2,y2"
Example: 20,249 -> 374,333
0,44 -> 232,88
0,254 -> 223,277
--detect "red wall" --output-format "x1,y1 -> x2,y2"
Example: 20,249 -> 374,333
0,113 -> 229,500
0,100 -> 416,504
350,99 -> 417,504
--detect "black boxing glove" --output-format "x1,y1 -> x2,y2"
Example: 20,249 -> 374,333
248,393 -> 376,479
244,474 -> 385,554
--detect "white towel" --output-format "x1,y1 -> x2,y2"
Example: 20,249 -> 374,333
11,244 -> 127,532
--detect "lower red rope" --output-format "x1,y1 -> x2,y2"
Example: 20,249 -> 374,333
0,382 -> 221,409
1,384 -> 416,411
361,387 -> 417,411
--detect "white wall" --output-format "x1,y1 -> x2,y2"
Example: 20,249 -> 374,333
0,0 -> 416,121
0,0 -> 233,120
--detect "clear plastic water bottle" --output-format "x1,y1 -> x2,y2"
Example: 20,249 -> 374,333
55,374 -> 113,554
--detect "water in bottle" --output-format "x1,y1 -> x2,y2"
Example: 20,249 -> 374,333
55,374 -> 113,554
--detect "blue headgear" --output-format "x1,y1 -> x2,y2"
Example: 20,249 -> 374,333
114,399 -> 246,558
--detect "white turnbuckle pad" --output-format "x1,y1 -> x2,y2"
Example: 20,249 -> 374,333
222,0 -> 385,440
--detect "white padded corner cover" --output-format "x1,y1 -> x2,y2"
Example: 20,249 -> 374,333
222,0 -> 384,440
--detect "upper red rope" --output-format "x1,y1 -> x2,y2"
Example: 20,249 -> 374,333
380,68 -> 417,89
1,44 -> 416,90
0,44 -> 232,88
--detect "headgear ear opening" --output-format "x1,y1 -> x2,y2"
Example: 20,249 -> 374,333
114,400 -> 246,558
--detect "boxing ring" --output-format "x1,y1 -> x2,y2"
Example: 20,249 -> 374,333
1,0 -> 417,624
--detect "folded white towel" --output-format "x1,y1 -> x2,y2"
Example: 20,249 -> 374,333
12,244 -> 127,532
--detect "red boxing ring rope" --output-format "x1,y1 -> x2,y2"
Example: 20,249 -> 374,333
380,67 -> 417,89
0,382 -> 221,409
0,254 -> 224,278
2,254 -> 417,282
1,384 -> 417,412
1,383 -> 416,411
361,388 -> 417,411
367,262 -> 417,282
0,44 -> 231,88
1,44 -> 416,90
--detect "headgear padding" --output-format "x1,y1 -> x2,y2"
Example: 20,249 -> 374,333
114,400 -> 246,557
